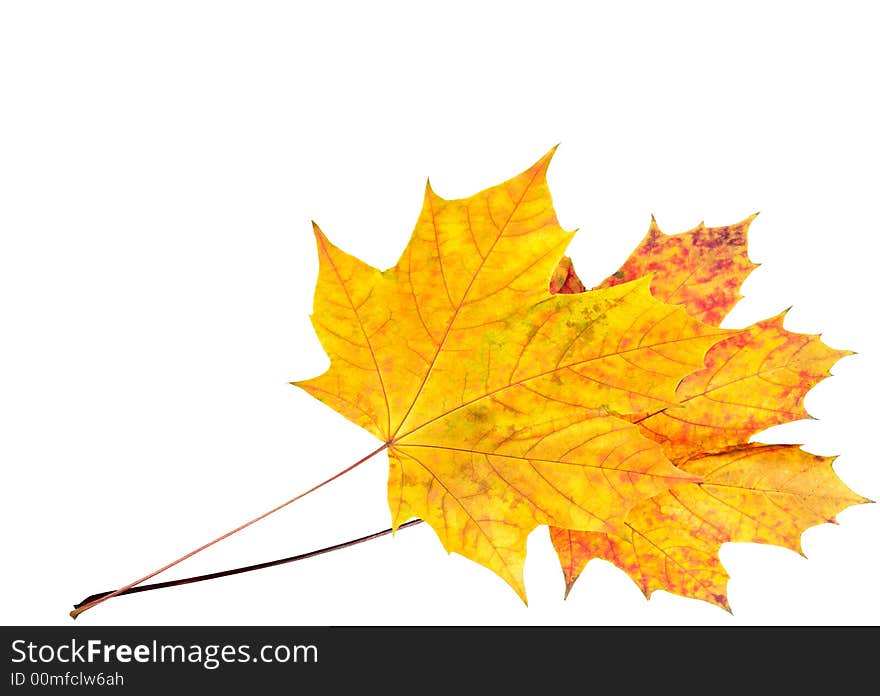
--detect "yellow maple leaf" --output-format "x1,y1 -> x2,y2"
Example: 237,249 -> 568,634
550,221 -> 868,609
294,150 -> 728,601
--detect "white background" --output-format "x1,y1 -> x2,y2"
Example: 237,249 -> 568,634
2,1 -> 878,626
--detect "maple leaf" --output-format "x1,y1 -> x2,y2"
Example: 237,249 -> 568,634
549,220 -> 868,609
294,150 -> 729,601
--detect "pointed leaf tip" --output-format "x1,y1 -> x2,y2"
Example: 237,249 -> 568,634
533,144 -> 559,171
311,220 -> 327,243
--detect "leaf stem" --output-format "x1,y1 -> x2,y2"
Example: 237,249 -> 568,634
73,519 -> 425,609
69,442 -> 389,619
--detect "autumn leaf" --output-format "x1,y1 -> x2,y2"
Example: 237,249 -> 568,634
550,220 -> 868,609
66,151 -> 865,623
294,150 -> 729,601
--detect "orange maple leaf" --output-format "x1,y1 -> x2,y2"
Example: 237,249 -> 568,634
294,150 -> 729,601
593,216 -> 759,325
549,219 -> 868,609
